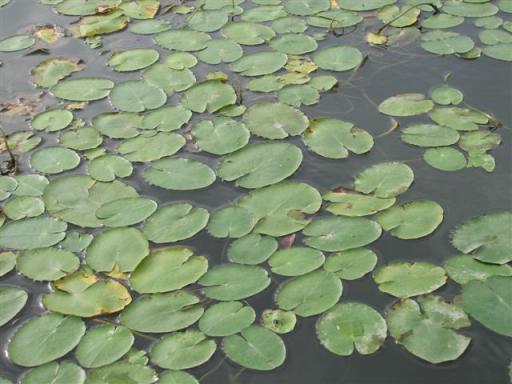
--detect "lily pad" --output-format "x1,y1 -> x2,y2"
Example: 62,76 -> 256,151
378,93 -> 434,116
243,102 -> 308,139
0,216 -> 67,250
181,80 -> 236,113
424,147 -> 467,171
227,233 -> 278,264
108,49 -> 159,72
3,196 -> 45,220
32,58 -> 82,88
32,109 -> 74,132
451,211 -> 512,264
324,248 -> 378,280
374,262 -> 447,298
88,155 -> 133,182
95,197 -> 157,227
268,247 -> 325,276
316,302 -> 387,356
207,206 -> 255,238
354,162 -> 414,198
17,247 -> 79,281
0,286 -> 28,327
231,51 -> 288,76
200,264 -> 270,300
222,326 -> 286,370
19,362 -> 85,384
110,80 -> 166,112
155,30 -> 211,51
324,188 -> 395,217
192,117 -> 250,155
117,132 -> 185,162
199,301 -> 256,336
261,309 -> 297,334
7,313 -> 85,367
217,142 -> 303,188
130,247 -> 208,293
30,147 -> 80,174
51,78 -> 114,101
444,255 -> 512,285
144,158 -> 216,191
401,124 -> 460,147
421,31 -> 475,55
313,46 -> 363,71
387,295 -> 471,363
0,34 -> 35,52
222,21 -> 275,45
276,270 -> 342,316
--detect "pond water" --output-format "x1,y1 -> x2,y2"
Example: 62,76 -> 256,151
0,1 -> 511,383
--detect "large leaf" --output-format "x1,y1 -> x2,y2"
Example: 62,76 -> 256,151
0,217 -> 67,250
0,286 -> 28,326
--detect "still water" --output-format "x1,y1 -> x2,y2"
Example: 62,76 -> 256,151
0,1 -> 511,383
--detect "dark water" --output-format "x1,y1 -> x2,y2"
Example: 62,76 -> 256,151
1,1 -> 511,383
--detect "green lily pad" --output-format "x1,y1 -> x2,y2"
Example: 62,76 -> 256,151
130,247 -> 208,293
3,196 -> 45,220
7,313 -> 85,367
222,325 -> 286,370
444,255 -> 512,285
88,155 -> 133,182
144,158 -> 215,191
268,247 -> 325,276
443,0 -> 499,17
243,102 -> 308,139
158,371 -> 198,384
30,147 -> 80,174
143,65 -> 196,93
304,118 -> 373,158
142,105 -> 192,131
17,247 -> 79,281
0,34 -> 35,52
155,30 -> 211,51
20,362 -> 85,384
222,21 -> 275,45
32,109 -> 74,132
51,78 -> 114,101
421,31 -> 475,55
354,162 -> 414,198
197,38 -> 243,64
199,301 -> 256,336
303,216 -> 381,252
120,291 -> 204,333
110,81 -> 166,112
324,188 -> 395,217
0,286 -> 28,326
32,58 -> 82,88
199,264 -> 270,300
376,200 -> 444,239
424,147 -> 467,171
374,262 -> 447,298
218,142 -> 303,188
387,295 -> 471,363
95,197 -> 157,227
76,325 -> 134,368
421,13 -> 465,29
92,112 -> 142,139
261,309 -> 297,334
451,211 -> 511,264
378,93 -> 434,116
316,302 -> 387,356
150,330 -> 216,370
192,117 -> 250,155
313,46 -> 363,71
231,51 -> 288,76
0,251 -> 17,277
187,9 -> 229,32
429,107 -> 488,131
270,33 -> 318,54
462,276 -> 512,336
181,80 -> 236,113
143,203 -> 209,243
108,49 -> 159,72
0,217 -> 67,250
118,132 -> 185,162
278,84 -> 320,107
307,10 -> 362,29
207,206 -> 255,238
324,248 -> 378,280
238,182 -> 322,236
276,270 -> 342,317
227,233 -> 278,264
401,124 -> 460,147
85,361 -> 156,384
86,228 -> 149,273
337,0 -> 396,11
129,19 -> 171,34
483,43 -> 512,61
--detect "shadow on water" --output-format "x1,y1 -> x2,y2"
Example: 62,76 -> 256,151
0,1 -> 511,383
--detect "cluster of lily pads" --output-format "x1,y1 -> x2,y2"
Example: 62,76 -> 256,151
0,0 -> 511,383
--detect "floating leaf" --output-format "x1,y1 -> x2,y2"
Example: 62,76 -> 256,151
451,211 -> 511,264
76,325 -> 134,368
316,302 -> 387,356
108,48 -> 159,72
95,197 -> 156,227
324,248 -> 378,280
120,291 -> 204,333
19,361 -> 85,384
378,93 -> 434,116
0,34 -> 35,52
276,270 -> 342,316
401,124 -> 460,147
238,182 -> 321,236
3,196 -> 44,220
144,158 -> 215,191
32,109 -> 74,132
0,251 -> 16,277
313,46 -> 363,71
158,371 -> 198,384
0,286 -> 27,327
421,31 -> 475,55
32,58 -> 82,88
376,200 -> 444,239
51,78 -> 114,101
222,326 -> 286,370
7,313 -> 85,367
354,162 -> 414,198
30,147 -> 80,174
118,132 -> 185,162
324,188 -> 395,217
17,247 -> 79,281
88,155 -> 133,182
374,262 -> 447,298
337,0 -> 395,11
43,271 -> 131,317
223,21 -> 275,45
197,38 -> 243,65
130,247 -> 207,293
143,65 -> 196,93
192,117 -> 249,155
270,33 -> 318,54
143,105 -> 192,131
261,309 -> 297,334
218,142 -> 303,188
181,80 -> 236,113
231,51 -> 288,76
0,217 -> 67,250
199,301 -> 256,336
431,85 -> 464,105
304,118 -> 373,158
387,295 -> 471,363
85,361 -> 156,384
227,233 -> 278,264
268,247 -> 325,276
444,255 -> 512,285
483,43 -> 512,61
110,80 -> 166,112
207,206 -> 255,238
155,30 -> 211,51
429,107 -> 488,131
200,264 -> 270,301
243,102 -> 308,139
150,330 -> 216,369
143,203 -> 209,243
303,216 -> 381,252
